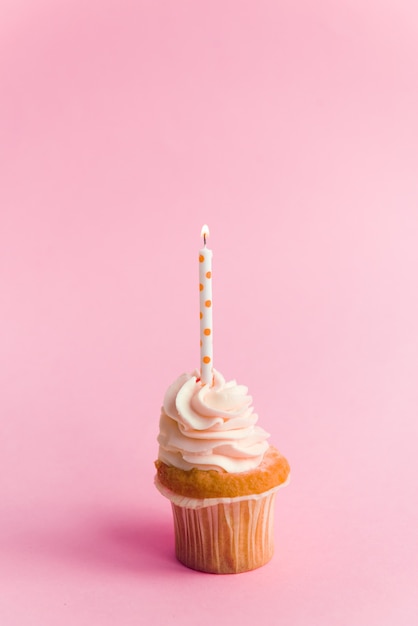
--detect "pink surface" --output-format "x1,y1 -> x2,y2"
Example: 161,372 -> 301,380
1,1 -> 418,624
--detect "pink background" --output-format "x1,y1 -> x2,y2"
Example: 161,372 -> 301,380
1,1 -> 417,624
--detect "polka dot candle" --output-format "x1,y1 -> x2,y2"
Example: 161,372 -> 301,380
199,225 -> 213,385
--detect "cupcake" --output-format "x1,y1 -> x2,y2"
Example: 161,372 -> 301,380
155,369 -> 290,574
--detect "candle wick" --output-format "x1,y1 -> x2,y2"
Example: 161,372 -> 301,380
203,233 -> 207,246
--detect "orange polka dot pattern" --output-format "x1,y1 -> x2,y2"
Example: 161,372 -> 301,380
199,245 -> 213,385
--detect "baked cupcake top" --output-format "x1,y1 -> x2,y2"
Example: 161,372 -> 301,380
157,369 -> 270,473
155,446 -> 290,499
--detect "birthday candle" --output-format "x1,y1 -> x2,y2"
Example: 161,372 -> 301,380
199,225 -> 213,385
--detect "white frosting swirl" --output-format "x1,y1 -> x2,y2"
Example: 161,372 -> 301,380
157,369 -> 270,472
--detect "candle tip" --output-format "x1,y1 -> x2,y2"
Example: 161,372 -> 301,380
201,224 -> 210,246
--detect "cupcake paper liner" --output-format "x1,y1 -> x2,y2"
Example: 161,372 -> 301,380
155,478 -> 290,574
